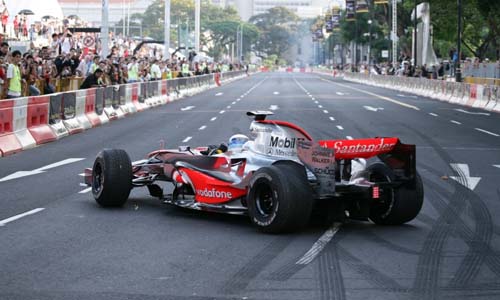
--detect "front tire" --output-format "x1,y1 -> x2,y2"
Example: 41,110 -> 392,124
92,149 -> 132,207
247,163 -> 312,233
368,162 -> 424,225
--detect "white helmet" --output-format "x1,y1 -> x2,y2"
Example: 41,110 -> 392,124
228,134 -> 249,153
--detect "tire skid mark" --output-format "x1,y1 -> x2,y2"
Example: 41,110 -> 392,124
318,242 -> 346,300
408,130 -> 468,300
337,246 -> 406,291
363,230 -> 421,255
219,236 -> 294,295
421,163 -> 500,281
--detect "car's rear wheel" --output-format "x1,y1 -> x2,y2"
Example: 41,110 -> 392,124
367,162 -> 423,225
92,149 -> 132,207
247,162 -> 312,233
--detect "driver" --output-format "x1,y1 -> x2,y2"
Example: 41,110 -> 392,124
228,134 -> 249,154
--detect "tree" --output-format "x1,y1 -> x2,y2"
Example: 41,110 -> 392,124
249,7 -> 300,59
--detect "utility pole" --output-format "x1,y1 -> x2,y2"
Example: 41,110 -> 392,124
164,0 -> 171,59
195,0 -> 200,53
455,0 -> 462,82
101,0 -> 109,57
392,0 -> 397,67
413,0 -> 418,67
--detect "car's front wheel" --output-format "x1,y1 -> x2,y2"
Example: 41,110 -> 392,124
92,149 -> 132,207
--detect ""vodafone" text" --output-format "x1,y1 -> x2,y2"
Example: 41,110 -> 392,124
196,188 -> 233,199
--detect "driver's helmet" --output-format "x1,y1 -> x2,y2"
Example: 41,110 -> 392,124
228,134 -> 249,153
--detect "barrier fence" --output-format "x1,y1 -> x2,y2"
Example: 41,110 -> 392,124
341,73 -> 499,113
0,70 -> 247,157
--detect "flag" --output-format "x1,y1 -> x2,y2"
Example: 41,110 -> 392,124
356,0 -> 369,13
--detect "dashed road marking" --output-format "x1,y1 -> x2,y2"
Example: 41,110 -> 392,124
323,110 -> 329,114
346,136 -> 353,140
182,136 -> 192,143
336,125 -> 344,130
227,105 -> 231,109
219,110 -> 225,114
451,120 -> 462,125
0,208 -> 45,227
475,128 -> 500,137
210,117 -> 217,121
318,105 -> 323,108
199,125 -> 207,130
296,222 -> 342,265
429,113 -> 438,117
329,117 -> 335,121
79,187 -> 92,194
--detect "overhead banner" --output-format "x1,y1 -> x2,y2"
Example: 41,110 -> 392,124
332,8 -> 341,32
346,0 -> 356,21
356,0 -> 369,13
325,13 -> 333,33
374,0 -> 389,5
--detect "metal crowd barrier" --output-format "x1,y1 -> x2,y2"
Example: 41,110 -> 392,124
343,73 -> 500,113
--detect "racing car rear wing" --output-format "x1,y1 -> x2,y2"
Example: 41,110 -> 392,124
319,137 -> 416,181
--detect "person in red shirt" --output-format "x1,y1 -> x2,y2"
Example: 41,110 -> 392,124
13,15 -> 19,38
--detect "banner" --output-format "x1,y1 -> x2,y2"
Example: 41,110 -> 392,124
346,0 -> 356,21
94,88 -> 104,115
356,0 -> 369,13
374,0 -> 389,5
332,8 -> 341,31
325,13 -> 333,33
49,94 -> 63,124
62,92 -> 76,120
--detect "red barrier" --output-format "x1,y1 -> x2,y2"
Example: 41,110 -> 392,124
214,73 -> 221,87
27,96 -> 57,144
85,89 -> 101,127
161,80 -> 168,102
0,100 -> 22,156
131,83 -> 144,111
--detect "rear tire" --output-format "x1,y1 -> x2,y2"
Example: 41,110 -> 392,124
368,162 -> 423,225
247,163 -> 312,233
92,149 -> 132,207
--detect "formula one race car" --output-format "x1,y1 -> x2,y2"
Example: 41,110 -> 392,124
84,111 -> 423,233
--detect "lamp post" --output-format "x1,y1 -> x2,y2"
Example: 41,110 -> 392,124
413,0 -> 418,67
237,24 -> 243,63
455,0 -> 462,82
367,19 -> 372,71
163,0 -> 171,60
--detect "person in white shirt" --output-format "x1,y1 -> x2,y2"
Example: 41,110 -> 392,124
150,59 -> 162,81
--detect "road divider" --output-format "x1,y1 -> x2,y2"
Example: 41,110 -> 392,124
0,71 -> 249,157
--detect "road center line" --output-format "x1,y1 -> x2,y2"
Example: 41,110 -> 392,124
337,125 -> 344,130
199,125 -> 207,130
296,222 -> 342,265
451,120 -> 462,125
79,187 -> 92,194
323,110 -> 329,114
429,113 -> 438,117
0,208 -> 45,227
329,117 -> 335,121
182,136 -> 192,143
219,110 -> 225,114
322,79 -> 420,110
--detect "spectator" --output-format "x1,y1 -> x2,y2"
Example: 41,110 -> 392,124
150,59 -> 161,81
1,1 -> 8,34
0,41 -> 8,57
80,68 -> 104,89
127,56 -> 139,82
13,15 -> 19,38
4,50 -> 23,99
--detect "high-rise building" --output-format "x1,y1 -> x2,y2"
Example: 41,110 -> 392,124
211,0 -> 341,20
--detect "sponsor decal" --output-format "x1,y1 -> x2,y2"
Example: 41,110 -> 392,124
196,188 -> 233,199
269,136 -> 303,148
330,138 -> 395,154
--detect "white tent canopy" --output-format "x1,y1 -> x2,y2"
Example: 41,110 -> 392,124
5,0 -> 64,21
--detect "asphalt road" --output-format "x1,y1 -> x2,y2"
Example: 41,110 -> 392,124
1,72 -> 500,300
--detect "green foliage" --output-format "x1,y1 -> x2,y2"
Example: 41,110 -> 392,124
249,7 -> 301,59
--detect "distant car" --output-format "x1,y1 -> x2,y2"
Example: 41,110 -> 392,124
84,111 -> 423,233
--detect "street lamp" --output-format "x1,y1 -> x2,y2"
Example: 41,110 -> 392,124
236,24 -> 243,63
455,0 -> 462,82
367,19 -> 372,71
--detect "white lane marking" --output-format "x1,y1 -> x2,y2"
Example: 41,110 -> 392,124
311,97 -> 315,100
210,117 -> 217,121
79,183 -> 87,187
323,110 -> 329,114
494,165 -> 500,169
227,105 -> 231,109
450,163 -> 481,191
335,92 -> 345,96
0,158 -> 85,183
318,105 -> 323,108
182,136 -> 192,143
232,101 -> 236,105
363,105 -> 384,112
199,125 -> 207,130
451,120 -> 462,125
79,173 -> 85,177
429,113 -> 439,117
215,92 -> 224,96
273,91 -> 280,95
397,94 -> 418,98
454,109 -> 490,116
219,110 -> 225,114
475,128 -> 500,137
296,223 -> 342,265
337,125 -> 344,130
269,105 -> 279,111
314,101 -> 319,104
346,136 -> 353,140
181,106 -> 195,111
0,208 -> 45,227
78,187 -> 92,194
329,117 -> 335,121
323,79 -> 420,110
